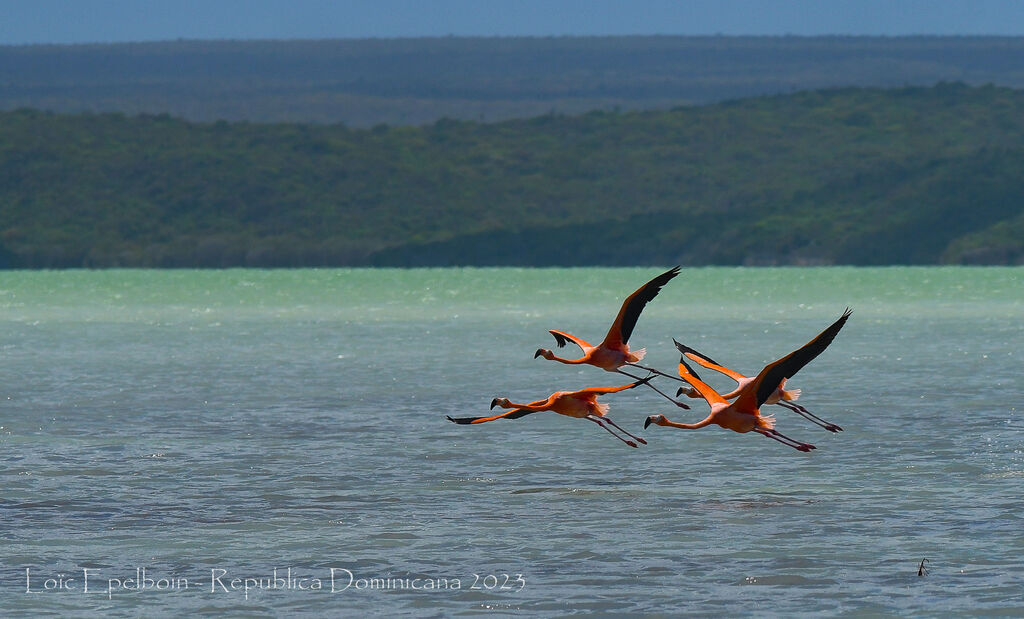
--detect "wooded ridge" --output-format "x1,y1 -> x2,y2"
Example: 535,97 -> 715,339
1,83 -> 1022,268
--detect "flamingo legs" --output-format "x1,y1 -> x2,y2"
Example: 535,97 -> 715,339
626,362 -> 689,383
585,414 -> 646,448
754,427 -> 816,452
596,414 -> 648,445
615,368 -> 691,409
775,401 -> 843,433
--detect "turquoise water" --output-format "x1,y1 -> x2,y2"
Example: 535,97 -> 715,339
1,267 -> 1021,616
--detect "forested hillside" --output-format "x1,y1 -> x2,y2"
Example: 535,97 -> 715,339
3,36 -> 1024,126
0,83 -> 1022,268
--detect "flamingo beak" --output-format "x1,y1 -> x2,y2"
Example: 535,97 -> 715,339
643,416 -> 655,429
533,349 -> 544,359
676,386 -> 685,397
490,398 -> 499,410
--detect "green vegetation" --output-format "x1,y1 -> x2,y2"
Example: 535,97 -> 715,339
3,36 -> 1024,126
0,83 -> 1022,267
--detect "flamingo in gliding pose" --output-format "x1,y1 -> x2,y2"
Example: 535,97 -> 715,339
672,342 -> 843,432
534,266 -> 689,408
645,308 -> 851,452
448,378 -> 652,448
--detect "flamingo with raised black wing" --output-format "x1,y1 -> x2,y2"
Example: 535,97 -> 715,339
645,309 -> 852,452
534,266 -> 689,408
672,342 -> 843,432
448,378 -> 652,448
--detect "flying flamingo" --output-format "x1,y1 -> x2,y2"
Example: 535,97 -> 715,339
533,266 -> 689,408
644,309 -> 852,452
672,342 -> 843,432
447,379 -> 652,448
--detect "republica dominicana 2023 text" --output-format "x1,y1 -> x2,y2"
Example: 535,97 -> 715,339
23,567 -> 526,600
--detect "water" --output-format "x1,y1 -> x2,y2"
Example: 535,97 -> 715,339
1,267 -> 1021,616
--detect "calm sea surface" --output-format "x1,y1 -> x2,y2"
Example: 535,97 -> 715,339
0,267 -> 1021,616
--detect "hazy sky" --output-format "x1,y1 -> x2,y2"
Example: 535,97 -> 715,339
2,0 -> 1023,45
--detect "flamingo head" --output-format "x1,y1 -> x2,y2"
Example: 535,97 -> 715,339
676,386 -> 698,398
533,348 -> 553,360
490,397 -> 510,410
644,414 -> 666,429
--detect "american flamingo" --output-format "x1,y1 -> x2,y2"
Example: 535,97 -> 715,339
644,309 -> 852,452
672,342 -> 843,432
534,266 -> 689,408
447,378 -> 652,448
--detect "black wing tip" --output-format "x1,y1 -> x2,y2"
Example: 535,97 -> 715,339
677,354 -> 702,381
824,307 -> 853,338
636,266 -> 682,301
549,331 -> 569,348
653,265 -> 682,286
672,340 -> 701,377
447,415 -> 474,425
672,339 -> 700,357
673,338 -> 722,367
832,307 -> 853,325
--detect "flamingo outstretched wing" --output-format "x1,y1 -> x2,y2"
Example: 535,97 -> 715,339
548,329 -> 592,351
675,354 -> 729,407
674,341 -> 746,383
737,308 -> 852,411
446,408 -> 541,425
601,266 -> 680,349
574,378 -> 651,397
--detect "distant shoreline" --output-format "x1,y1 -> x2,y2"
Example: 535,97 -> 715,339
3,35 -> 1024,127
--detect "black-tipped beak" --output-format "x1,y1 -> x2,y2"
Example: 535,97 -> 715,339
644,416 -> 654,429
533,349 -> 544,359
676,386 -> 684,397
490,398 -> 499,410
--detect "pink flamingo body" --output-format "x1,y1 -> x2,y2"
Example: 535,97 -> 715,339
646,309 -> 852,451
674,342 -> 843,432
448,380 -> 651,448
535,266 -> 689,407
